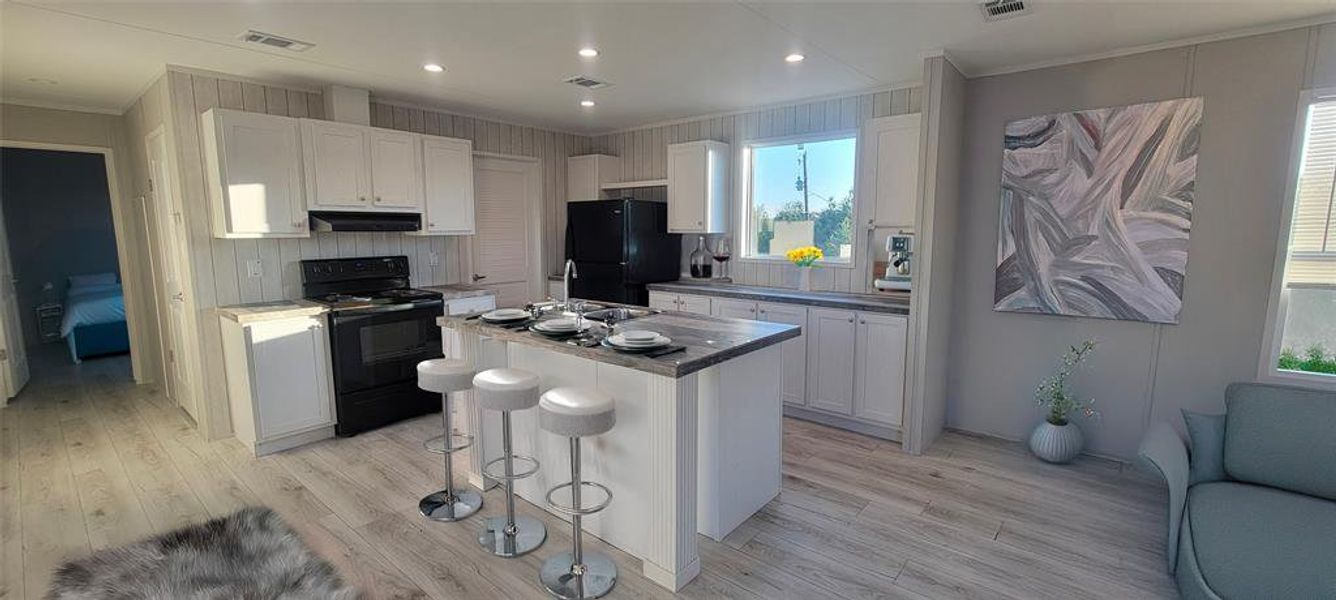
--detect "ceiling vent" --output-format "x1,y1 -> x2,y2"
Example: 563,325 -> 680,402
979,0 -> 1030,22
564,75 -> 611,90
237,30 -> 314,52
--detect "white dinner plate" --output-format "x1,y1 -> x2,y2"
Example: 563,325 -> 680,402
607,333 -> 671,349
601,337 -> 672,353
532,319 -> 592,335
481,308 -> 529,322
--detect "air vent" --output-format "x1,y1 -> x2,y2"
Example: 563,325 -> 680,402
564,75 -> 611,90
979,0 -> 1030,21
237,30 -> 314,52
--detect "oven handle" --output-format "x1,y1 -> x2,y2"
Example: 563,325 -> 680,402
330,301 -> 444,320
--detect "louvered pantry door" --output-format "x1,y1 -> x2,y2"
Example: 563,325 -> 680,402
470,156 -> 537,308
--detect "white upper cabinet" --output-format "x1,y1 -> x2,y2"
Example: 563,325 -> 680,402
302,119 -> 372,210
667,141 -> 729,234
367,128 -> 423,210
418,136 -> 475,235
201,108 -> 308,239
860,113 -> 921,228
568,154 -> 621,202
852,312 -> 907,426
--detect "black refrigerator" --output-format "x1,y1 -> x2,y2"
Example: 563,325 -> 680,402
566,199 -> 681,306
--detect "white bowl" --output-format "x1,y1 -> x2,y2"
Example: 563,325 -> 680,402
608,333 -> 670,348
620,329 -> 658,342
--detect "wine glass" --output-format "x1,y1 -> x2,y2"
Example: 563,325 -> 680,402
712,236 -> 733,281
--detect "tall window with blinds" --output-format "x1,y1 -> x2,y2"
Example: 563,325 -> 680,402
1266,95 -> 1336,380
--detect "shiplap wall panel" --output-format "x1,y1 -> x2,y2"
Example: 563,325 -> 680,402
590,85 -> 920,291
369,101 -> 589,277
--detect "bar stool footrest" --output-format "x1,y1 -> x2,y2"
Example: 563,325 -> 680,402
545,481 -> 613,516
423,432 -> 474,455
481,454 -> 541,481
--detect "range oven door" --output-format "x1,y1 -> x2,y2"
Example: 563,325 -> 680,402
327,302 -> 443,394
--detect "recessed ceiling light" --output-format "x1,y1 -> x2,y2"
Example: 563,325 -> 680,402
580,100 -> 596,108
785,53 -> 805,63
422,63 -> 444,73
578,47 -> 599,58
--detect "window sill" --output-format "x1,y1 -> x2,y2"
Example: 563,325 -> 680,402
738,255 -> 856,270
1259,368 -> 1336,392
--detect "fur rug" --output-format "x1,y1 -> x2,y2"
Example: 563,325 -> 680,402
47,507 -> 362,600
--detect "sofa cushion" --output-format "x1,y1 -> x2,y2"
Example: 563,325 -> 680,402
1223,382 -> 1336,500
1182,410 -> 1227,485
1187,482 -> 1336,599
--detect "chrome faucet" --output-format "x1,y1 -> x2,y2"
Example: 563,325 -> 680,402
563,259 -> 578,307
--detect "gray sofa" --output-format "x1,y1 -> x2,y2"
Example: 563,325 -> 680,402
1138,382 -> 1336,599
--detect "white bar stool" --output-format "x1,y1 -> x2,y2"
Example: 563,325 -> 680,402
537,387 -> 617,600
416,358 -> 482,522
473,367 -> 547,558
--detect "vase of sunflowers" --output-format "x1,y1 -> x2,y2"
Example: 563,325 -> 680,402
785,246 -> 823,291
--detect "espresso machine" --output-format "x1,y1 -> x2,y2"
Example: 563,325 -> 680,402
874,233 -> 913,291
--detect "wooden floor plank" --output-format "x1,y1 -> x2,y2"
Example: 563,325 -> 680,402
9,352 -> 1176,600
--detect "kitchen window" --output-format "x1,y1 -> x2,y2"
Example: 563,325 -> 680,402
740,132 -> 858,264
1261,89 -> 1336,386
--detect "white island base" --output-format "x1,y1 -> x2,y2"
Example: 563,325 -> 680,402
446,330 -> 783,591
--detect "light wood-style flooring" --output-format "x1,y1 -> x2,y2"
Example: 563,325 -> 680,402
1,350 -> 1176,599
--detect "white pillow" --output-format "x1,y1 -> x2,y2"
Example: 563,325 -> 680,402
69,273 -> 118,287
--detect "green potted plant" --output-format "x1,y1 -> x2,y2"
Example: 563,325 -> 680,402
1029,340 -> 1099,463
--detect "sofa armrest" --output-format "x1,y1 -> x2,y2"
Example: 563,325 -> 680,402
1137,422 -> 1189,573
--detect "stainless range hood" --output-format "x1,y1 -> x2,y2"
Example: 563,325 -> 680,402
309,211 -> 421,232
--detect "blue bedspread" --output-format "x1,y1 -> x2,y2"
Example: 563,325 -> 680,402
61,283 -> 126,337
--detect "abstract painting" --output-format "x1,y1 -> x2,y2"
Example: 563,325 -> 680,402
994,97 -> 1203,324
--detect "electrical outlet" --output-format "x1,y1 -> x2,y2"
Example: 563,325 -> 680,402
246,259 -> 263,278
429,252 -> 440,267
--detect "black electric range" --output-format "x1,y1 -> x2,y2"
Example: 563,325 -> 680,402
301,256 -> 444,436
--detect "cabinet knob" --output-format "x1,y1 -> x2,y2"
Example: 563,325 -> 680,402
697,220 -> 703,226
860,319 -> 867,324
429,222 -> 437,227
374,196 -> 382,203
848,317 -> 855,323
758,309 -> 766,315
359,196 -> 367,203
749,307 -> 756,313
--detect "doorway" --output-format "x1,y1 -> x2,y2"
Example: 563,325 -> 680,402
0,145 -> 142,400
467,154 -> 544,307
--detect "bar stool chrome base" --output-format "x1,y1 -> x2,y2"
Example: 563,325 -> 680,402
418,488 -> 483,522
478,514 -> 547,557
540,551 -> 617,599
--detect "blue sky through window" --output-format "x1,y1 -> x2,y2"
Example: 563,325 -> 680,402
752,137 -> 856,216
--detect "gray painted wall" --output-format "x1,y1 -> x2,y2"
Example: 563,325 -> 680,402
946,24 -> 1335,459
0,148 -> 120,346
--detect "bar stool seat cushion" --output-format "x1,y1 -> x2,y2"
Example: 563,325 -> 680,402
473,368 -> 541,411
417,358 -> 474,393
539,387 -> 616,438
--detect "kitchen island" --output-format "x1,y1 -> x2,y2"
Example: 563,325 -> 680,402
438,309 -> 799,591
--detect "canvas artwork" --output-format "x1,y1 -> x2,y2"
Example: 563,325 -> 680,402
994,97 -> 1203,324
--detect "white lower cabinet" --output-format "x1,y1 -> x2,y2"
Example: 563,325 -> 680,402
650,288 -> 907,435
853,312 -> 908,426
757,302 -> 808,408
649,291 -> 713,315
710,297 -> 758,319
220,314 -> 336,456
806,308 -> 858,414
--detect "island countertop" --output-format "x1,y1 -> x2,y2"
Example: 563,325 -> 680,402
438,310 -> 799,378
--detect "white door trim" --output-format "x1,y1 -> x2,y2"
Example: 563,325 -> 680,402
467,152 -> 544,304
0,138 -> 149,384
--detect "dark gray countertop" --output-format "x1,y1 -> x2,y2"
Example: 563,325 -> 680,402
647,280 -> 910,314
438,310 -> 799,378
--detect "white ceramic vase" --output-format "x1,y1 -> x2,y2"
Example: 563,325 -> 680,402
797,267 -> 812,291
1028,420 -> 1084,464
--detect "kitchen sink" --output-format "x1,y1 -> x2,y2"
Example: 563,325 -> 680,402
580,307 -> 658,324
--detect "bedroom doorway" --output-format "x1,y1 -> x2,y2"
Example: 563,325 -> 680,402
0,143 -> 146,401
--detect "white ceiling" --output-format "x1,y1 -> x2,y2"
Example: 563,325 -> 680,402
3,2 -> 1334,134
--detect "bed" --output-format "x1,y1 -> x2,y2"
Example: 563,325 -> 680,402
60,273 -> 130,363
